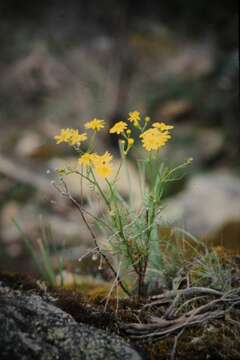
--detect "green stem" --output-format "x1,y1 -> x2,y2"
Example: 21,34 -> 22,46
106,178 -> 138,275
89,168 -> 111,210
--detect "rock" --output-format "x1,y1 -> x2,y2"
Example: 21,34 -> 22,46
161,125 -> 224,167
161,170 -> 240,246
205,220 -> 240,252
15,131 -> 43,158
156,99 -> 192,120
0,278 -> 141,360
1,202 -> 91,251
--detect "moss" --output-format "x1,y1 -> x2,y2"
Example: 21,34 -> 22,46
0,271 -> 41,291
140,321 -> 240,360
53,287 -> 118,332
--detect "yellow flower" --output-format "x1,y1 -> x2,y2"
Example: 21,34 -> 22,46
92,151 -> 113,178
69,130 -> 87,145
54,128 -> 72,144
85,118 -> 105,132
55,128 -> 87,146
92,151 -> 112,164
128,138 -> 134,145
95,166 -> 112,177
128,111 -> 141,126
79,153 -> 93,167
109,121 -> 128,134
140,128 -> 171,151
152,122 -> 174,131
95,164 -> 112,178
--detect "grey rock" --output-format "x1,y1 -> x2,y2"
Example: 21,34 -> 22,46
0,282 -> 141,360
161,170 -> 240,238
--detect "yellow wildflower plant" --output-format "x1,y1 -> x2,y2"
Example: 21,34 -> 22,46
128,111 -> 141,127
109,121 -> 128,134
85,118 -> 105,132
54,128 -> 73,144
140,127 -> 171,151
53,111 -> 193,299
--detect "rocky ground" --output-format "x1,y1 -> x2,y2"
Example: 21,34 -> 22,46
0,273 -> 142,360
1,272 -> 240,360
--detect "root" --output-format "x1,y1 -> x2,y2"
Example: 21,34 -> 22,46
121,287 -> 240,340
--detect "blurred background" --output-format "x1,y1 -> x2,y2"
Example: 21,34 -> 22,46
0,0 -> 239,277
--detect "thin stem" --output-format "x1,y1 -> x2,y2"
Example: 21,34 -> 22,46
80,206 -> 114,233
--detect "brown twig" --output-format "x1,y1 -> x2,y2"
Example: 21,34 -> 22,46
121,288 -> 240,340
143,287 -> 223,310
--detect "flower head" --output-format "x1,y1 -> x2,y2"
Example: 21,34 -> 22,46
79,153 -> 94,167
92,151 -> 113,178
152,122 -> 174,131
69,130 -> 87,145
128,111 -> 141,127
54,128 -> 73,144
85,118 -> 105,132
109,121 -> 128,134
140,128 -> 171,151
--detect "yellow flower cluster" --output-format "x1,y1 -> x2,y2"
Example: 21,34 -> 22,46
54,128 -> 87,145
54,112 -> 174,178
109,112 -> 173,152
55,117 -> 105,146
79,151 -> 113,178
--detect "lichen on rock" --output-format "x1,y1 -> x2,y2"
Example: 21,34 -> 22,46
0,277 -> 141,360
